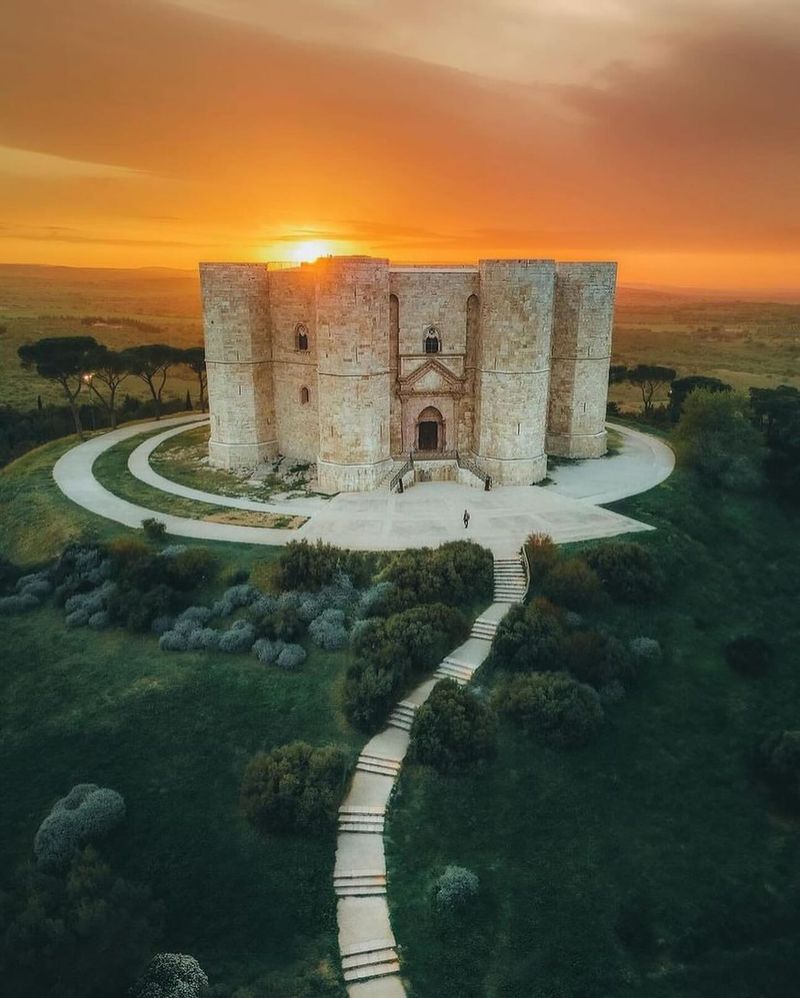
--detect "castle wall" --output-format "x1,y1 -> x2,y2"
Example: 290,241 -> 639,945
547,262 -> 617,458
200,263 -> 277,469
474,260 -> 555,484
268,267 -> 319,464
315,257 -> 392,492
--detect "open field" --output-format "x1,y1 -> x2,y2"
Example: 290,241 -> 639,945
386,464 -> 800,997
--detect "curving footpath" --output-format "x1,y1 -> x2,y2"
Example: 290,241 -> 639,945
335,555 -> 528,995
53,418 -> 674,554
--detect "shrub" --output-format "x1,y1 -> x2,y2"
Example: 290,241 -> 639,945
34,784 -> 126,871
142,517 -> 167,541
563,630 -> 635,689
431,865 -> 479,914
756,730 -> 800,811
308,608 -> 349,650
151,614 -> 174,636
489,601 -> 564,673
16,573 -> 52,598
252,638 -> 284,664
524,532 -> 559,581
184,627 -> 220,651
382,541 -> 493,611
0,592 -> 40,613
131,953 -> 209,998
165,547 -> 217,590
159,629 -> 189,652
240,741 -> 350,834
65,607 -> 91,628
226,566 -> 250,586
725,635 -> 773,677
276,540 -> 374,591
541,558 -> 604,611
257,604 -> 305,641
88,610 -> 111,630
211,583 -> 260,617
356,581 -> 394,619
495,672 -> 604,748
158,544 -> 188,559
218,619 -> 257,653
584,542 -> 664,603
410,679 -> 497,772
276,643 -> 306,670
629,636 -> 662,667
174,605 -> 213,629
113,584 -> 181,633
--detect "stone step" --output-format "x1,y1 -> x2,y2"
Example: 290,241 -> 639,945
343,959 -> 401,983
436,661 -> 473,679
342,947 -> 398,972
337,814 -> 384,829
339,805 -> 386,816
355,761 -> 398,777
387,715 -> 413,732
334,875 -> 386,889
359,753 -> 401,770
433,669 -> 467,685
338,822 -> 385,833
341,937 -> 396,959
335,884 -> 388,897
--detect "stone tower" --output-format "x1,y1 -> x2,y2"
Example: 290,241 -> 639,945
546,262 -> 617,458
473,260 -> 556,484
200,263 -> 278,469
314,256 -> 393,492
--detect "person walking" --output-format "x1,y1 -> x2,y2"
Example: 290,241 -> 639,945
463,509 -> 470,529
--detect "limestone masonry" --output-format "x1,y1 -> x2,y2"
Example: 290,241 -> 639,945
199,256 -> 617,493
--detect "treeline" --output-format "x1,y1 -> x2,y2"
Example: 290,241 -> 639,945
80,315 -> 165,333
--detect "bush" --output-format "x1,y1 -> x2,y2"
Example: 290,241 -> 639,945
629,636 -> 662,667
276,540 -> 374,591
88,610 -> 111,630
563,630 -> 635,689
276,643 -> 307,670
165,547 -> 217,589
541,558 -> 604,610
174,605 -> 213,629
218,619 -> 257,653
584,542 -> 664,603
495,672 -> 604,748
725,635 -> 773,677
344,604 -> 468,730
431,865 -> 479,914
240,741 -> 350,834
524,532 -> 559,581
16,573 -> 52,598
356,581 -> 394,619
410,679 -> 497,772
184,627 -> 220,651
756,730 -> 800,811
142,517 -> 167,542
34,784 -> 126,872
211,583 -> 260,617
131,952 -> 209,998
252,637 -> 284,665
489,600 -> 564,673
159,629 -> 189,652
308,608 -> 349,650
0,591 -> 40,613
382,541 -> 493,611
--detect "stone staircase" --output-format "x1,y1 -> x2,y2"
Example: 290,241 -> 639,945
387,700 -> 417,732
338,805 -> 386,834
340,938 -> 401,985
432,657 -> 476,686
469,616 -> 499,641
493,556 -> 527,603
355,752 -> 402,779
334,869 -> 387,898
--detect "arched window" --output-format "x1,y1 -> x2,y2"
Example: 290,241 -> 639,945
295,323 -> 309,351
424,327 -> 440,353
300,385 -> 310,405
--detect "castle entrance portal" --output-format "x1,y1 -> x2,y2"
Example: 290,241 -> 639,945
416,406 -> 444,452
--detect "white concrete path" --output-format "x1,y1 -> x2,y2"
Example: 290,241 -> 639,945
52,418 -> 674,555
335,555 -> 528,994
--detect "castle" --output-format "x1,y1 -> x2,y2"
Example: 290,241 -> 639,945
199,256 -> 617,493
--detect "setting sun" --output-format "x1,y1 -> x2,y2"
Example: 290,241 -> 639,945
288,240 -> 334,264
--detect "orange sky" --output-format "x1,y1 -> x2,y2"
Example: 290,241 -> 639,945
2,0 -> 799,290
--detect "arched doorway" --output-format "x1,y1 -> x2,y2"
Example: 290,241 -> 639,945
416,406 -> 444,452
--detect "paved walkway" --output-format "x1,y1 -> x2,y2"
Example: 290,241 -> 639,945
335,555 -> 527,994
52,418 -> 674,555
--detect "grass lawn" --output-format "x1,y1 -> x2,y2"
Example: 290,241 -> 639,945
386,464 -> 800,997
92,429 -> 307,527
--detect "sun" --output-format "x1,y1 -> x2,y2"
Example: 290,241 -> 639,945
288,240 -> 333,264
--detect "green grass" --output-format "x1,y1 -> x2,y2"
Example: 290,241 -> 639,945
386,464 -> 800,997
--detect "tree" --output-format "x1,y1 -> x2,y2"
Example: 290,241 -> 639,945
674,389 -> 766,491
84,348 -> 131,429
608,364 -> 629,384
409,678 -> 497,772
669,375 -> 731,422
182,347 -> 207,411
626,364 -> 677,415
17,336 -> 100,440
494,672 -> 604,748
123,344 -> 183,419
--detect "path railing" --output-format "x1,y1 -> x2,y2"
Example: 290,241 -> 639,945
390,453 -> 414,493
456,450 -> 492,490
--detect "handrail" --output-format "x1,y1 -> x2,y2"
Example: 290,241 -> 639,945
389,457 -> 413,493
520,542 -> 531,601
455,450 -> 492,489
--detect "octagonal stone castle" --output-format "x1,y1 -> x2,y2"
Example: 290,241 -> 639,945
199,256 -> 617,493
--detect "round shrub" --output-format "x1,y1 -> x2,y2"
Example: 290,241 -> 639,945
356,581 -> 394,619
584,541 -> 664,603
218,620 -> 257,653
724,635 -> 773,677
141,517 -> 167,542
0,592 -> 40,614
211,584 -> 260,618
629,636 -> 662,668
495,672 -> 604,748
151,614 -> 175,636
65,607 -> 91,628
524,532 -> 559,580
240,741 -> 350,834
308,608 -> 349,650
185,627 -> 220,652
490,601 -> 564,673
159,629 -> 189,652
276,643 -> 306,670
174,605 -> 213,629
34,784 -> 126,872
563,631 -> 634,689
131,952 -> 209,998
16,575 -> 52,599
88,610 -> 111,630
541,559 -> 604,611
431,865 -> 479,914
252,638 -> 284,665
410,679 -> 497,772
